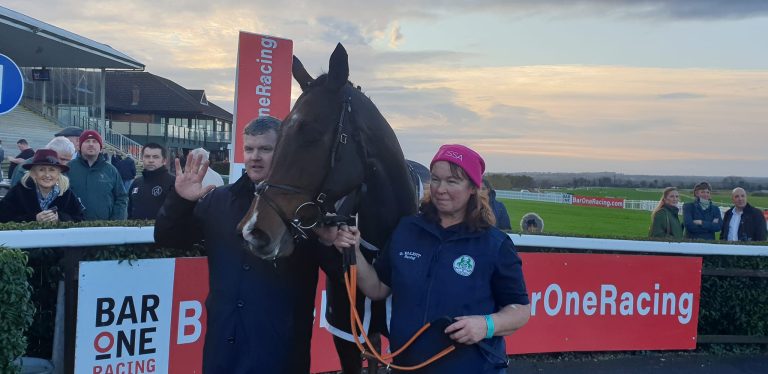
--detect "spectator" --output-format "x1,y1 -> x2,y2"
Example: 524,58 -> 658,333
683,181 -> 722,240
54,127 -> 83,158
520,212 -> 544,233
111,152 -> 123,167
720,188 -> 767,242
128,143 -> 174,219
155,116 -> 339,373
11,137 -> 75,187
67,130 -> 128,220
334,144 -> 530,373
481,178 -> 511,230
0,149 -> 83,223
649,187 -> 683,239
115,154 -> 137,191
188,147 -> 224,187
8,139 -> 34,179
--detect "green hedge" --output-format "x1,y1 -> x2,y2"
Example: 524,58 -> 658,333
0,247 -> 35,374
0,220 -> 204,362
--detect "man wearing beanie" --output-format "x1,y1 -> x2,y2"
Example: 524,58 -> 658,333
67,130 -> 128,220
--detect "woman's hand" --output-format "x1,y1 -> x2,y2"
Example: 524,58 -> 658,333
333,226 -> 360,253
445,315 -> 488,345
36,210 -> 59,223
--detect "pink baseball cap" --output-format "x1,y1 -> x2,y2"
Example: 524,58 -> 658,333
430,144 -> 485,187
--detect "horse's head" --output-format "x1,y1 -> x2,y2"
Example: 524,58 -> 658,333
239,43 -> 369,259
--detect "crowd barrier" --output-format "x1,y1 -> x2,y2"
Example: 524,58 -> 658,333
2,227 -> 767,373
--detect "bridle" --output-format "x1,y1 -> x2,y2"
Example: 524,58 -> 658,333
254,86 -> 364,246
255,85 -> 457,370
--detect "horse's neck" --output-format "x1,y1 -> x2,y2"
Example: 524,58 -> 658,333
358,156 -> 416,250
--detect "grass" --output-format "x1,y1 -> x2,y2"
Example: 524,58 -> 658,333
546,187 -> 768,210
501,199 -> 653,238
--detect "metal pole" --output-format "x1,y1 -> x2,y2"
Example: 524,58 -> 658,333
100,69 -> 106,134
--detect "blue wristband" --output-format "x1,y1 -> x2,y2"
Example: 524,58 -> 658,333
484,314 -> 495,339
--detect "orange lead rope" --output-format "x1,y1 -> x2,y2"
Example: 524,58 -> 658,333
343,262 -> 456,371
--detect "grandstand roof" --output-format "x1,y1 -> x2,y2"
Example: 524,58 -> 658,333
0,6 -> 143,69
106,71 -> 232,121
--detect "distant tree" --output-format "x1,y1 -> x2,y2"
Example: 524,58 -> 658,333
598,177 -> 612,187
721,176 -> 749,190
640,180 -> 648,188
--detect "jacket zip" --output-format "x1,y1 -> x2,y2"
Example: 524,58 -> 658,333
422,243 -> 441,324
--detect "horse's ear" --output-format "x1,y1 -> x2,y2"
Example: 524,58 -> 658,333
292,56 -> 314,92
327,43 -> 349,91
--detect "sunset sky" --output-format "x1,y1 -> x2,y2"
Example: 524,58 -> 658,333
4,0 -> 767,176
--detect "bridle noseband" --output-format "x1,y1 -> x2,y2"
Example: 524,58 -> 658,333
254,87 -> 365,247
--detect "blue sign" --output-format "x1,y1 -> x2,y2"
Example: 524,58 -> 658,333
0,53 -> 24,115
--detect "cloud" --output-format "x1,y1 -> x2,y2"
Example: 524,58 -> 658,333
3,0 -> 767,177
656,92 -> 706,100
388,21 -> 404,48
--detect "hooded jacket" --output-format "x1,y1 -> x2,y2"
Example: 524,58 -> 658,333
128,166 -> 175,219
154,174 -> 339,373
0,177 -> 84,223
374,215 -> 529,373
67,156 -> 128,220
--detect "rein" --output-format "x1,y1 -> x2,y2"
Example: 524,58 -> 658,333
342,249 -> 456,370
257,85 -> 455,369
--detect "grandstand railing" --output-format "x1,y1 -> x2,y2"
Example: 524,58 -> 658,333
20,99 -> 143,159
109,120 -> 232,145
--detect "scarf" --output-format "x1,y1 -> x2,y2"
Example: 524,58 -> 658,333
37,184 -> 60,211
698,198 -> 711,210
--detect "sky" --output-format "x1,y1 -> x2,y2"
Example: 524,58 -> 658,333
4,0 -> 767,177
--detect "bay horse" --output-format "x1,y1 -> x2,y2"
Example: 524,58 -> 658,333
238,44 -> 417,372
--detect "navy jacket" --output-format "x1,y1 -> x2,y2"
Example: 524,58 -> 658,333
115,157 -> 137,182
154,174 -> 337,373
488,190 -> 511,230
375,215 -> 529,373
720,204 -> 767,242
128,166 -> 175,219
683,199 -> 722,240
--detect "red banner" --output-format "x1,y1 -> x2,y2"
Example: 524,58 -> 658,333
231,32 -> 293,175
77,253 -> 702,373
572,195 -> 625,209
507,253 -> 701,353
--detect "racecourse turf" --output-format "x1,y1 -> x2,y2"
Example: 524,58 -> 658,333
502,187 -> 767,238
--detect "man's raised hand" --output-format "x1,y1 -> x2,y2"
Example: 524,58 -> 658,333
174,154 -> 216,201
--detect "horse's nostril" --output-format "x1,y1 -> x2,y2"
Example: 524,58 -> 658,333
251,229 -> 271,250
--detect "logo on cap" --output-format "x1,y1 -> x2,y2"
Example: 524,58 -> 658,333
445,150 -> 463,161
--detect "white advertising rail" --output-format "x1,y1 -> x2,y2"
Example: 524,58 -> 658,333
1,227 -> 767,256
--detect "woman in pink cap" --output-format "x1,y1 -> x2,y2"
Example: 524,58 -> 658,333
335,144 -> 530,373
0,149 -> 84,223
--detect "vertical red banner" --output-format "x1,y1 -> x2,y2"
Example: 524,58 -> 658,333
230,32 -> 293,176
168,258 -> 209,373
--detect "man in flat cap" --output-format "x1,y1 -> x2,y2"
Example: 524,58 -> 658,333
55,126 -> 84,158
